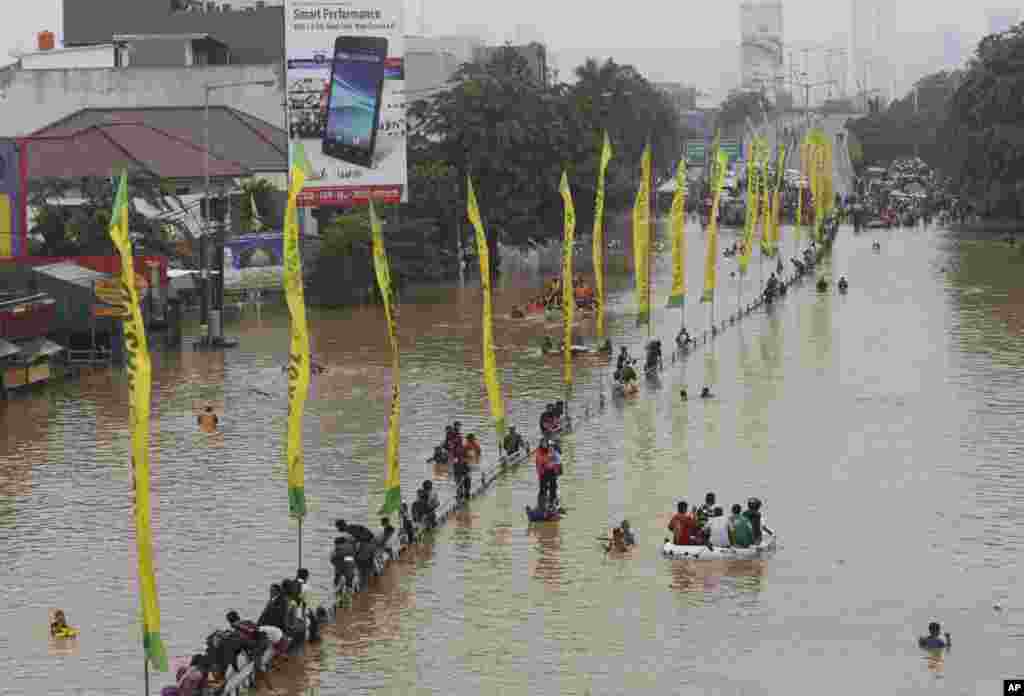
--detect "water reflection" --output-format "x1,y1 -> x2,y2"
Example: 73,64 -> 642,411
528,523 -> 563,589
667,558 -> 766,604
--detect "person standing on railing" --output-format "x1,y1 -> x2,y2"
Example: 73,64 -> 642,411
503,427 -> 525,456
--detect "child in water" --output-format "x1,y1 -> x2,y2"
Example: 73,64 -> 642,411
50,609 -> 76,638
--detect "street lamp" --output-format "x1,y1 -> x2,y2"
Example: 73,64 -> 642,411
201,78 -> 276,347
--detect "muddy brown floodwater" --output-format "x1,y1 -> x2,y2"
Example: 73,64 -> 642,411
2,221 -> 1022,695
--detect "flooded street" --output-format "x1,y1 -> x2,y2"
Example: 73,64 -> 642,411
2,221 -> 1022,695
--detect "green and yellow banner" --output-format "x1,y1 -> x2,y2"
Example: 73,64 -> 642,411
592,131 -> 612,339
559,171 -> 576,387
283,160 -> 309,519
633,144 -> 651,324
700,150 -> 727,303
467,177 -> 505,441
667,158 -> 687,308
108,171 -> 168,673
758,156 -> 771,257
739,141 -> 762,275
370,201 -> 402,515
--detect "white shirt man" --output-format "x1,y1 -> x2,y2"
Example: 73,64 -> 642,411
706,508 -> 731,547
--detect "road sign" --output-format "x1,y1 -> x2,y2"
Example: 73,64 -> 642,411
685,140 -> 706,165
720,139 -> 742,165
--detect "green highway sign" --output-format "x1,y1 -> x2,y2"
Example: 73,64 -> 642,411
685,140 -> 706,165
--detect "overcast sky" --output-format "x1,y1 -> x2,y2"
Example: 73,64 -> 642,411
3,0 -> 1019,101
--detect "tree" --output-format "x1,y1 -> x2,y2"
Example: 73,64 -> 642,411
28,173 -> 188,260
717,91 -> 773,135
942,24 -> 1024,217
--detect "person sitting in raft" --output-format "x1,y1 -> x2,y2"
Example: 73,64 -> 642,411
706,507 -> 730,547
696,492 -> 717,529
510,305 -> 525,319
503,426 -> 525,456
700,386 -> 713,399
197,405 -> 219,431
728,504 -> 754,548
919,622 -> 951,650
464,433 -> 481,465
609,526 -> 627,551
743,498 -> 766,543
668,501 -> 701,546
838,276 -> 849,292
50,609 -> 76,638
619,361 -> 638,384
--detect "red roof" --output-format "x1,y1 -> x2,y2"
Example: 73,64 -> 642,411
24,122 -> 250,180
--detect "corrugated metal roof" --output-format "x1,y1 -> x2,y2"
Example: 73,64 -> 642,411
34,107 -> 286,174
13,337 -> 65,361
26,123 -> 250,180
34,262 -> 110,289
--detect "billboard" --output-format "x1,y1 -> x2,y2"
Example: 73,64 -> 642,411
223,232 -> 285,291
740,2 -> 783,90
285,1 -> 407,207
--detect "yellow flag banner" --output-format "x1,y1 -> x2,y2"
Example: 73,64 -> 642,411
467,177 -> 505,441
284,162 -> 309,519
700,150 -> 727,303
770,145 -> 786,256
667,157 -> 687,307
739,144 -> 761,275
633,144 -> 652,324
370,201 -> 402,515
758,157 -> 771,256
559,171 -> 576,388
108,172 -> 168,672
592,131 -> 612,339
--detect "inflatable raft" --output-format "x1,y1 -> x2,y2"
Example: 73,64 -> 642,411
661,532 -> 777,560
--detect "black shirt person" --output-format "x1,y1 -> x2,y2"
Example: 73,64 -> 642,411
503,427 -> 525,455
918,622 -> 951,650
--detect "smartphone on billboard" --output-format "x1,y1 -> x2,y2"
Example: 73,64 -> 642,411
322,36 -> 388,168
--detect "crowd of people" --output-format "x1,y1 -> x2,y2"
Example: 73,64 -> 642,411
160,568 -> 328,696
667,494 -> 770,549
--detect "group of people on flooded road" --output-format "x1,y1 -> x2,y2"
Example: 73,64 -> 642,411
667,494 -> 768,548
429,421 -> 482,501
510,274 -> 596,317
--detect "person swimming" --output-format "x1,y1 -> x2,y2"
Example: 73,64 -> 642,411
918,622 -> 951,650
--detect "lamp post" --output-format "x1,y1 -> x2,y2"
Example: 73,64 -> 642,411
202,78 -> 275,346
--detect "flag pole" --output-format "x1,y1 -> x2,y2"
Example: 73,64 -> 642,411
648,140 -> 654,340
297,517 -> 302,570
144,658 -> 149,696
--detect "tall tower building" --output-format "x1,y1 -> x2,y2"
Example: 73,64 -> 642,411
740,1 -> 784,94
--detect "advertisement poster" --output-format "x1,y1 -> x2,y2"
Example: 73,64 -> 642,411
285,0 -> 406,207
223,233 -> 285,291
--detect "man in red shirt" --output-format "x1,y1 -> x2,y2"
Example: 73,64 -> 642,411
535,440 -> 559,507
667,501 -> 699,546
